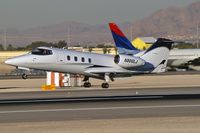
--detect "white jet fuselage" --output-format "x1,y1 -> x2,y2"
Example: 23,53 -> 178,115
5,39 -> 172,78
6,48 -> 120,76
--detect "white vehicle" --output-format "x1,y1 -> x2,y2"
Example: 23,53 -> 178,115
5,25 -> 174,88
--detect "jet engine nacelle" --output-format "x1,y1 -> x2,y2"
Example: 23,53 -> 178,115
114,55 -> 145,69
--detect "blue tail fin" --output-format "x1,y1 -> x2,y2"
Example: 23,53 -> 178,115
109,23 -> 139,54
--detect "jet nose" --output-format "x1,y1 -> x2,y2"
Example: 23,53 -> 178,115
5,59 -> 12,65
5,58 -> 18,66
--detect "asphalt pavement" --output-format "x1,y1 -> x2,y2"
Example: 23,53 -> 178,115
1,99 -> 200,123
1,86 -> 200,123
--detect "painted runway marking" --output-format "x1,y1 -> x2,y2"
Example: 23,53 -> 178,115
1,104 -> 200,114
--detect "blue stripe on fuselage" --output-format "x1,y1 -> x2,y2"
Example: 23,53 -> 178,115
132,62 -> 155,72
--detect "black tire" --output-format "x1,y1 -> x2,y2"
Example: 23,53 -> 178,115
83,82 -> 88,87
104,83 -> 109,88
84,82 -> 91,88
87,82 -> 91,88
22,73 -> 28,79
101,83 -> 109,88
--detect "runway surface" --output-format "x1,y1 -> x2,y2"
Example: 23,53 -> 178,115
1,86 -> 200,123
1,74 -> 199,93
1,99 -> 200,123
0,86 -> 200,101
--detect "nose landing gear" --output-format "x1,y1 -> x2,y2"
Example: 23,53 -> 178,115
83,82 -> 91,88
22,73 -> 28,79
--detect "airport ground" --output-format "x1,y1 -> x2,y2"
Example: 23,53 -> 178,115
0,117 -> 200,133
1,101 -> 200,133
0,73 -> 200,133
0,73 -> 200,92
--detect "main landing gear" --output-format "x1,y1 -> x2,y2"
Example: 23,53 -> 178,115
101,82 -> 109,88
83,81 -> 109,88
83,82 -> 91,88
101,73 -> 114,89
83,74 -> 114,89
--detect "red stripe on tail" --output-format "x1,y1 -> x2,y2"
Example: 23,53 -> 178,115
109,23 -> 125,37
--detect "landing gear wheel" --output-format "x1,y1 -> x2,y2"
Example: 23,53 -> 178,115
22,73 -> 28,79
83,82 -> 91,88
101,83 -> 109,88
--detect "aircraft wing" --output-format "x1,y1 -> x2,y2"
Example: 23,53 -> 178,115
84,66 -> 136,80
188,57 -> 200,65
84,67 -> 129,74
84,66 -> 148,80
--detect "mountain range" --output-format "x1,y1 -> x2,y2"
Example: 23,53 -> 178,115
1,1 -> 200,47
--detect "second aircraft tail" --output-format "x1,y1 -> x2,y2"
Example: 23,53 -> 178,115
109,23 -> 139,54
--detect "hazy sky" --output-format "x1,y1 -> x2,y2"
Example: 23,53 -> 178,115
0,0 -> 199,30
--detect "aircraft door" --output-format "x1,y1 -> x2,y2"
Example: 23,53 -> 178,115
58,51 -> 65,63
31,55 -> 37,63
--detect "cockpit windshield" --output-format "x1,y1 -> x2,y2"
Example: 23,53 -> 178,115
31,48 -> 53,55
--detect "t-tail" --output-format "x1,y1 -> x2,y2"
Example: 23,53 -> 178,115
109,23 -> 139,54
140,38 -> 174,73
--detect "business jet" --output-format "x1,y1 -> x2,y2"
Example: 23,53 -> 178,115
5,26 -> 174,88
109,23 -> 200,70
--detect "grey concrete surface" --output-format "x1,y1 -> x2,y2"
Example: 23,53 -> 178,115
0,73 -> 199,133
0,99 -> 200,123
1,117 -> 200,133
0,74 -> 199,93
0,86 -> 200,101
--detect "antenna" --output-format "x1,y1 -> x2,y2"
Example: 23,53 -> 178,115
67,24 -> 71,48
197,22 -> 199,49
130,24 -> 133,41
3,29 -> 7,50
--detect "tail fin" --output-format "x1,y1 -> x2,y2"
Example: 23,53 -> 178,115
140,38 -> 174,73
109,23 -> 139,54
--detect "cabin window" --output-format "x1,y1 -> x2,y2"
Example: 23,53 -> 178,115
81,57 -> 85,62
67,56 -> 70,61
31,48 -> 53,55
88,58 -> 91,63
74,56 -> 78,62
